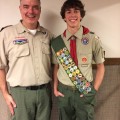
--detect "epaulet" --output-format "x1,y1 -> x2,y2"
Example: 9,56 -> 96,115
40,26 -> 47,35
90,31 -> 99,39
0,25 -> 12,32
82,26 -> 90,35
89,31 -> 95,34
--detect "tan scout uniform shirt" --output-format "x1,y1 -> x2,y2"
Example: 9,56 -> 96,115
0,21 -> 54,87
52,26 -> 105,86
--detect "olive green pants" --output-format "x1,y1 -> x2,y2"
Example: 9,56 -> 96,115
10,84 -> 52,120
58,83 -> 97,120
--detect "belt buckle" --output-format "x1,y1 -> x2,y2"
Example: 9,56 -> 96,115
26,86 -> 38,90
26,84 -> 48,90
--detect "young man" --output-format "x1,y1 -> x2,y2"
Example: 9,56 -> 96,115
0,0 -> 54,120
51,0 -> 105,120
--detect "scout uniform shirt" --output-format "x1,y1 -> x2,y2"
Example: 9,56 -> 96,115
0,21 -> 54,87
52,26 -> 105,86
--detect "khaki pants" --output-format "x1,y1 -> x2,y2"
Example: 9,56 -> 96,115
10,84 -> 52,120
58,83 -> 97,120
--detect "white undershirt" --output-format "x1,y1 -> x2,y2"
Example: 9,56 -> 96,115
28,29 -> 37,35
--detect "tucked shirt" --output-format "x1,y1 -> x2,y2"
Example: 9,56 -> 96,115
0,21 -> 54,87
52,26 -> 105,86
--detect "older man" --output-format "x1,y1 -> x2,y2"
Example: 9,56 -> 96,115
0,0 -> 54,120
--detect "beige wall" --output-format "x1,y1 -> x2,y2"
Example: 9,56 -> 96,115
0,0 -> 120,57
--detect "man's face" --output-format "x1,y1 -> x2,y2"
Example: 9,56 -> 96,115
64,8 -> 82,29
19,0 -> 41,29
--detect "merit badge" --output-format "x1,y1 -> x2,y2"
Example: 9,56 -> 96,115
56,51 -> 60,56
13,37 -> 28,45
81,37 -> 89,45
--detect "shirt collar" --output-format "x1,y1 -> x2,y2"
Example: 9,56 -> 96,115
62,26 -> 83,41
16,20 -> 44,34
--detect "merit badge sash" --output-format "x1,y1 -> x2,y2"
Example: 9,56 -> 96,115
51,35 -> 92,95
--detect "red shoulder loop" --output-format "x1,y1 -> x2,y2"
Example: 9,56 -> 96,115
82,26 -> 90,35
63,30 -> 66,37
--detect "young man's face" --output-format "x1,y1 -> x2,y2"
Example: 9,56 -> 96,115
64,8 -> 82,29
19,0 -> 41,29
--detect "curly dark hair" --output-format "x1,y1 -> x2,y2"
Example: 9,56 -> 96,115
60,0 -> 86,19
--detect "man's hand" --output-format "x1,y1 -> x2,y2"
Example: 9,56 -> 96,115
4,93 -> 16,116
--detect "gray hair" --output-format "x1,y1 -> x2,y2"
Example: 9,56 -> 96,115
20,0 -> 41,4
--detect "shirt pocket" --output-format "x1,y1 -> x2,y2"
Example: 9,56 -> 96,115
78,53 -> 92,67
15,43 -> 30,58
42,42 -> 51,55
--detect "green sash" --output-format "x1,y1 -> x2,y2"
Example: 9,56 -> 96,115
51,35 -> 92,94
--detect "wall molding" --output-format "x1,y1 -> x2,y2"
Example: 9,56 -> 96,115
104,58 -> 120,65
92,58 -> 120,69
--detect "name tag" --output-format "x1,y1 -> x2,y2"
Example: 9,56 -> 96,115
81,64 -> 88,67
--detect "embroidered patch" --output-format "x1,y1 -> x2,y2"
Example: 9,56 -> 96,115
56,47 -> 92,94
13,37 -> 28,45
82,57 -> 87,63
81,37 -> 89,45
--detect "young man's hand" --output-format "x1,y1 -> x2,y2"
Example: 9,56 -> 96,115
54,89 -> 64,97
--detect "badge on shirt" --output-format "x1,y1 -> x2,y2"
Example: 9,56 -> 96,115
82,57 -> 87,63
81,37 -> 89,45
13,37 -> 28,45
81,57 -> 88,67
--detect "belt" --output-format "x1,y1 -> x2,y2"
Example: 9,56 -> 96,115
59,82 -> 78,91
26,83 -> 48,90
13,83 -> 49,90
